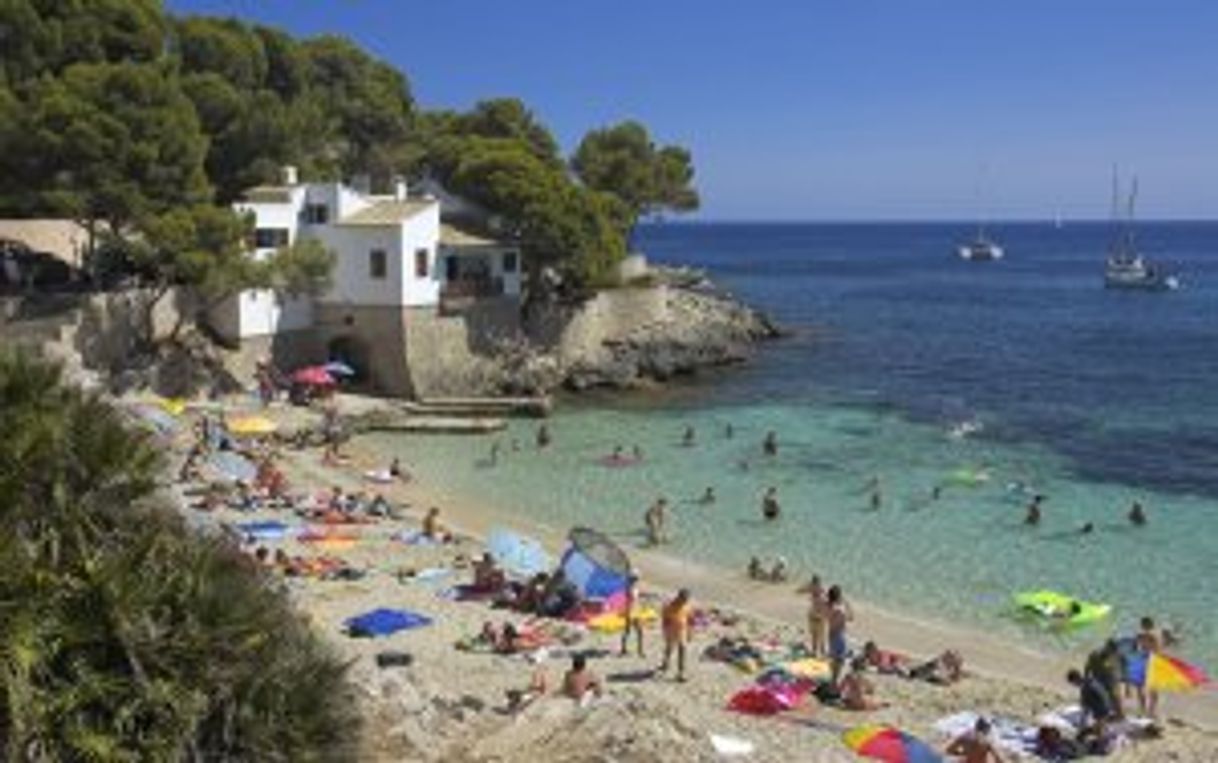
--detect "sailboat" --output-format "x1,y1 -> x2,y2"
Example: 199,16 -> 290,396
957,169 -> 1004,261
1103,172 -> 1178,291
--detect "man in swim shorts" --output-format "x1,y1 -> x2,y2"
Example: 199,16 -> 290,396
827,584 -> 853,684
946,717 -> 1006,762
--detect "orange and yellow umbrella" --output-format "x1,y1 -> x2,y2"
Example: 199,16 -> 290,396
1129,652 -> 1209,693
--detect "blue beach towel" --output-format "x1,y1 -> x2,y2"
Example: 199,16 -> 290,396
345,608 -> 433,637
237,520 -> 293,541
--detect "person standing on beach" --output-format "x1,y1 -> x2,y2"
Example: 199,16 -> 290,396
827,584 -> 854,684
659,588 -> 693,682
761,487 -> 781,521
1135,616 -> 1162,718
798,575 -> 829,657
644,498 -> 668,544
619,575 -> 646,658
763,430 -> 778,456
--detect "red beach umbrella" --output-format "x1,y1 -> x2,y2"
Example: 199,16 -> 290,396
292,366 -> 335,386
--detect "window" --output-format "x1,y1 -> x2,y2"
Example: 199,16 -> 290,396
414,248 -> 429,278
502,251 -> 518,274
253,228 -> 289,249
369,249 -> 387,280
303,203 -> 329,224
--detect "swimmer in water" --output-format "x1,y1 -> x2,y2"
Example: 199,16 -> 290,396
698,487 -> 716,505
761,487 -> 781,521
1128,501 -> 1147,526
682,426 -> 696,447
611,445 -> 625,461
1024,495 -> 1043,526
632,445 -> 644,460
724,423 -> 734,439
1079,522 -> 1095,535
867,477 -> 882,511
763,430 -> 778,457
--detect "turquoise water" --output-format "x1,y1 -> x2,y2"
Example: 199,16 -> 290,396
373,222 -> 1218,671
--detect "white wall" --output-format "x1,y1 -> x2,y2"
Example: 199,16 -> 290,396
313,226 -> 405,307
401,209 -> 441,306
237,290 -> 314,336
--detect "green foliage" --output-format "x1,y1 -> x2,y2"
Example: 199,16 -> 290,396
270,235 -> 337,297
0,61 -> 211,229
0,0 -> 166,84
0,352 -> 360,760
572,120 -> 700,227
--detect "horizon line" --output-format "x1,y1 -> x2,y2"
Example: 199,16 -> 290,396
643,217 -> 1218,225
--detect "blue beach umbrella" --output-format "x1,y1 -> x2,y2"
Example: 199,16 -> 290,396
324,361 -> 356,377
486,528 -> 551,578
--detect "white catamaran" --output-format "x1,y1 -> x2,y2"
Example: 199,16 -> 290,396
1104,172 -> 1179,291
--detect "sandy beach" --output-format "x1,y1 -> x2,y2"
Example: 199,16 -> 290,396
169,396 -> 1218,761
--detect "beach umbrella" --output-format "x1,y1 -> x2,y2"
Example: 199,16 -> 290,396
292,366 -> 335,386
842,724 -> 944,763
324,360 -> 356,377
156,397 -> 187,416
228,415 -> 278,436
1127,652 -> 1209,693
487,528 -> 550,577
131,404 -> 180,436
211,451 -> 257,483
561,527 -> 632,598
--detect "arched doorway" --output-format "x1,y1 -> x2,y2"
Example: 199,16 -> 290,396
327,335 -> 371,387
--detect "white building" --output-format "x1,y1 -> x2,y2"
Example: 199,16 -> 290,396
215,167 -> 522,394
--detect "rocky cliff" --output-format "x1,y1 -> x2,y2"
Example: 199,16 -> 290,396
493,269 -> 781,394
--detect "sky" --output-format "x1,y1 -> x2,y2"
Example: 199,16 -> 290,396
167,1 -> 1218,221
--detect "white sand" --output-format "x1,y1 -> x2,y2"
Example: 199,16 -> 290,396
171,398 -> 1218,761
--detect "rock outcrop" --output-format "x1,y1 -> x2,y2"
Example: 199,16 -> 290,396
492,267 -> 779,394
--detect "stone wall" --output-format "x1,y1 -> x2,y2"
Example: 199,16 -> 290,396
526,285 -> 670,366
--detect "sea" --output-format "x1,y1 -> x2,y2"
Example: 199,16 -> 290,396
372,222 -> 1218,671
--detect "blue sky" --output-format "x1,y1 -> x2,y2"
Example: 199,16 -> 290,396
168,1 -> 1218,220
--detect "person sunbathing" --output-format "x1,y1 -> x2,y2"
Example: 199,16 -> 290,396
909,649 -> 965,685
946,717 -> 1006,762
562,654 -> 603,704
472,552 -> 506,593
839,657 -> 887,710
505,667 -> 548,714
861,640 -> 910,676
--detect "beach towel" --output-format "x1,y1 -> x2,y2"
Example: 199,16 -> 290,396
237,520 -> 294,542
345,608 -> 432,637
934,711 -> 1039,758
709,733 -> 755,757
392,530 -> 438,546
726,683 -> 806,715
400,567 -> 452,583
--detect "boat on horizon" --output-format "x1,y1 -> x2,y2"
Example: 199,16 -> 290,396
1104,173 -> 1179,292
957,228 -> 1004,261
958,167 -> 1003,261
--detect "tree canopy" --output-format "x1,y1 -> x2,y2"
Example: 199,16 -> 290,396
0,4 -> 697,292
572,120 -> 700,229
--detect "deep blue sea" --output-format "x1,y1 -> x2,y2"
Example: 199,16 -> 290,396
376,222 -> 1218,670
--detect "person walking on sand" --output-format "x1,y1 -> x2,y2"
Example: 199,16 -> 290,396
798,574 -> 829,657
763,430 -> 778,456
761,487 -> 781,521
659,588 -> 693,682
827,584 -> 854,684
946,717 -> 1006,762
619,575 -> 646,658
